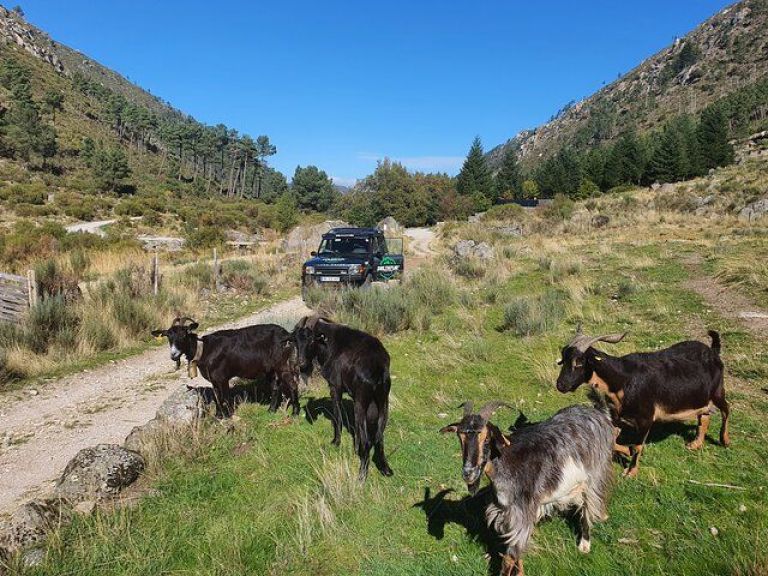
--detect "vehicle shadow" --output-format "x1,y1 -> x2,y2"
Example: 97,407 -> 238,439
413,487 -> 503,576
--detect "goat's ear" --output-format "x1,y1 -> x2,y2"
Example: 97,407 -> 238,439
187,322 -> 199,331
439,423 -> 458,434
486,422 -> 511,450
151,329 -> 167,337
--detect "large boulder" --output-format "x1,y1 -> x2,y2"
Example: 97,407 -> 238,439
284,220 -> 349,253
0,499 -> 69,553
376,216 -> 402,236
452,240 -> 495,260
739,197 -> 768,221
157,385 -> 205,425
54,445 -> 144,504
490,224 -> 523,237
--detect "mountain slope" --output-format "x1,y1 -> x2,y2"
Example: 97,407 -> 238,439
487,0 -> 768,170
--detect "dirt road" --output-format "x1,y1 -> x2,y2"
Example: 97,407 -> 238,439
404,226 -> 437,257
0,297 -> 311,514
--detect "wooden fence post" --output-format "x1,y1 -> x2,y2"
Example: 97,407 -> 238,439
151,252 -> 159,295
26,269 -> 37,307
213,248 -> 221,292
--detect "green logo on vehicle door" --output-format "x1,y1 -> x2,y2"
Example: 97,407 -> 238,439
377,256 -> 400,280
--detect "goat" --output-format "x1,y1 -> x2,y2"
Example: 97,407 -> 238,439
440,401 -> 613,576
289,315 -> 393,480
151,317 -> 300,417
555,328 -> 729,477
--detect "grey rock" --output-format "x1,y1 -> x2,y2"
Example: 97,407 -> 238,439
157,386 -> 204,426
0,498 -> 68,552
376,216 -> 402,235
473,242 -> 495,260
22,547 -> 45,568
453,240 -> 476,258
284,220 -> 350,252
54,444 -> 144,503
591,215 -> 610,228
739,198 -> 768,221
650,182 -> 661,191
659,183 -> 675,194
491,225 -> 523,237
468,212 -> 485,223
123,418 -> 163,453
73,500 -> 96,516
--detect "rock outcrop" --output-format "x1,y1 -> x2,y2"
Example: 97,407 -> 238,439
284,220 -> 349,253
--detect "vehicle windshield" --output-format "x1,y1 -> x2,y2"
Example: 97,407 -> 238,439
318,236 -> 371,255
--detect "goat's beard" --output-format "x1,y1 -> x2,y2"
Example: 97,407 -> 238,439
467,478 -> 481,496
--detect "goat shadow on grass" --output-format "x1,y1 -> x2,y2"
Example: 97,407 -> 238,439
617,421 -> 718,447
304,396 -> 356,436
413,487 -> 504,576
189,377 -> 277,413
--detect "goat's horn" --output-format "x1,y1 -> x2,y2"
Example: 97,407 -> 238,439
179,317 -> 196,327
171,317 -> 182,327
459,401 -> 473,417
478,401 -> 512,421
569,332 -> 626,352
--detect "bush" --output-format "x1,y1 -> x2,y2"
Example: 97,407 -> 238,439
450,257 -> 486,279
113,298 -> 153,336
185,262 -> 214,290
500,289 -> 565,336
26,295 -> 79,353
483,203 -> 524,221
222,260 -> 268,294
80,310 -> 117,351
542,194 -> 574,221
186,225 -> 226,249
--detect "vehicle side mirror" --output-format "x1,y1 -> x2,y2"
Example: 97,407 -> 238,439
311,251 -> 317,256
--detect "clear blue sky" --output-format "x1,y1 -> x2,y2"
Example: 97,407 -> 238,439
18,0 -> 733,185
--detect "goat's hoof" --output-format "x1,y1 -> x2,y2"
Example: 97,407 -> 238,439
622,467 -> 638,479
685,441 -> 703,451
577,539 -> 591,554
331,439 -> 341,447
378,465 -> 394,477
722,437 -> 731,448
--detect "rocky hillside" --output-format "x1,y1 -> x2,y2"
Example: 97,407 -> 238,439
487,0 -> 768,170
0,5 -> 181,121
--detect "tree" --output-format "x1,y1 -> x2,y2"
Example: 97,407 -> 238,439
495,147 -> 522,199
697,106 -> 734,171
522,179 -> 539,199
648,124 -> 687,183
42,90 -> 64,124
92,147 -> 131,192
292,165 -> 338,212
456,137 -> 494,206
275,193 -> 299,232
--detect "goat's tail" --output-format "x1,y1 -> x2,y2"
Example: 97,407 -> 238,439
586,387 -> 611,419
708,330 -> 721,356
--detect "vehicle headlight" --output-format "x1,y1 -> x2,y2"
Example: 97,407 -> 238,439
348,264 -> 361,274
304,266 -> 315,275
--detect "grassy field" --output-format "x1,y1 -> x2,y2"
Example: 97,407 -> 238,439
9,187 -> 768,576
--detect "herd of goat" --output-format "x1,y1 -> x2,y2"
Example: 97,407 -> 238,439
151,315 -> 730,576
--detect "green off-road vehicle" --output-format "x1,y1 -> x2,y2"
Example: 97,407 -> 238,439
301,227 -> 404,299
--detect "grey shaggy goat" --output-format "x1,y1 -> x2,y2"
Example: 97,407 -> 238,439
441,401 -> 614,576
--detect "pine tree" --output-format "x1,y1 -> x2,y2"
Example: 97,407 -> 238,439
697,106 -> 734,171
456,137 -> 494,204
648,125 -> 687,183
494,147 -> 522,199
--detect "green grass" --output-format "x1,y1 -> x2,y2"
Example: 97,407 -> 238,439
17,238 -> 768,576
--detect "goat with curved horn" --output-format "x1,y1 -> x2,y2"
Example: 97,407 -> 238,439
569,332 -> 627,353
478,401 -> 513,421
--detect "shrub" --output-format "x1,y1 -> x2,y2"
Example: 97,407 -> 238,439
483,203 -> 524,221
222,260 -> 268,294
80,310 -> 117,351
26,295 -> 79,353
501,289 -> 565,336
113,298 -> 153,336
185,262 -> 213,290
451,257 -> 486,279
542,194 -> 574,221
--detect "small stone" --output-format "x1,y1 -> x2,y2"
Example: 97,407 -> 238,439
74,500 -> 96,515
28,389 -> 39,396
450,554 -> 459,564
709,526 -> 719,537
738,504 -> 747,513
22,547 -> 45,568
437,413 -> 448,419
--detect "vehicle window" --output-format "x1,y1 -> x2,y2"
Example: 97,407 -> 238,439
378,237 -> 388,254
318,236 -> 370,255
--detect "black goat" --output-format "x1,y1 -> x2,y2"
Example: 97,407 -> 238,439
290,315 -> 393,480
556,328 -> 729,477
151,317 -> 300,417
440,401 -> 614,576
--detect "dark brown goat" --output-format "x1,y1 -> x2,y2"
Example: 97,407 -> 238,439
556,328 -> 729,477
152,317 -> 300,417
